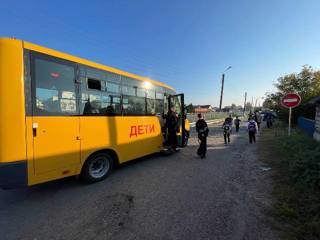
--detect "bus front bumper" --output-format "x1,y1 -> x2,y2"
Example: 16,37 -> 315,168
0,160 -> 27,189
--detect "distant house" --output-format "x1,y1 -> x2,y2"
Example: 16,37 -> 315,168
193,105 -> 214,113
306,96 -> 320,141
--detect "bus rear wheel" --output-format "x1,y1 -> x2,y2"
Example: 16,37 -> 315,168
81,152 -> 114,183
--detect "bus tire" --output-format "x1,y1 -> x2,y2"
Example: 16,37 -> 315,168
81,152 -> 114,183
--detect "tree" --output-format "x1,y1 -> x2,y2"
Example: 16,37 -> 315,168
263,65 -> 320,120
230,104 -> 237,110
185,103 -> 194,113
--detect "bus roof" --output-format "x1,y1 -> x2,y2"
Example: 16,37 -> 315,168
3,38 -> 174,91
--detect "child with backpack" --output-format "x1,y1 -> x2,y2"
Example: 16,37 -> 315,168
222,120 -> 232,144
247,118 -> 258,144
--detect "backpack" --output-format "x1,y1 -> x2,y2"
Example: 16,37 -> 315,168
223,124 -> 230,133
248,121 -> 256,132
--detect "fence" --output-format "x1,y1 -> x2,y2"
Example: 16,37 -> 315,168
297,117 -> 315,136
187,112 -> 229,123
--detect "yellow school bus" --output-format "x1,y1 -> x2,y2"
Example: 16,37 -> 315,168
0,38 -> 189,189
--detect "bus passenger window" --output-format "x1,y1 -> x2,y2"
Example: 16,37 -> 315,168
155,99 -> 164,114
81,93 -> 113,115
107,82 -> 120,93
137,88 -> 146,97
122,96 -> 146,115
112,96 -> 121,114
147,99 -> 156,114
87,79 -> 102,90
33,57 -> 76,115
122,85 -> 136,96
155,92 -> 164,114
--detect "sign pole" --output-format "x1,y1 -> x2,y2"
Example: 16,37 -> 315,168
288,107 -> 292,136
281,93 -> 301,137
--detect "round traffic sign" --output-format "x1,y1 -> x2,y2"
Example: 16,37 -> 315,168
281,93 -> 301,108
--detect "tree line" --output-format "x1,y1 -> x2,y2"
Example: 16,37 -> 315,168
263,65 -> 320,120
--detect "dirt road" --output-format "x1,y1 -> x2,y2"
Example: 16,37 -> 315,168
0,123 -> 278,240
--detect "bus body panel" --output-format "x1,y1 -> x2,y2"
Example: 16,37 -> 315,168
32,116 -> 81,174
0,39 -> 28,188
80,116 -> 163,164
0,39 -> 26,163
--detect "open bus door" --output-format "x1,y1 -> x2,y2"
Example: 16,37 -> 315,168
167,94 -> 187,147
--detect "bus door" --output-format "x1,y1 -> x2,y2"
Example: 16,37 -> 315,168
30,53 -> 81,175
168,94 -> 186,147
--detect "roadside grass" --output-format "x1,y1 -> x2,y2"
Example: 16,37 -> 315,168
261,123 -> 320,240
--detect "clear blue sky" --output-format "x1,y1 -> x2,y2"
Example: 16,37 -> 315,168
1,0 -> 320,107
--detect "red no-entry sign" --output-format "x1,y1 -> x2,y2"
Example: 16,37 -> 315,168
281,93 -> 301,108
281,93 -> 301,136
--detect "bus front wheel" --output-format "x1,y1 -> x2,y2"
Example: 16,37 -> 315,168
81,152 -> 114,183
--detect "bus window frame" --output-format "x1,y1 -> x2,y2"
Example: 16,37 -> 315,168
30,51 -> 79,116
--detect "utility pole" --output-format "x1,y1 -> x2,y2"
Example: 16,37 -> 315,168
243,92 -> 247,113
219,73 -> 225,111
218,66 -> 232,111
254,98 -> 258,109
251,96 -> 254,113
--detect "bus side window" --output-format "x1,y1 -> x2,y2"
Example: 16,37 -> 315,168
121,77 -> 147,115
146,89 -> 156,115
123,96 -> 145,115
87,78 -> 102,91
33,57 -> 77,115
155,92 -> 164,114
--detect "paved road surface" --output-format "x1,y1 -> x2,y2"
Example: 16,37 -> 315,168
0,123 -> 277,240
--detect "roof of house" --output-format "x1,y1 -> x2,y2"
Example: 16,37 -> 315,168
305,96 -> 320,105
194,105 -> 212,108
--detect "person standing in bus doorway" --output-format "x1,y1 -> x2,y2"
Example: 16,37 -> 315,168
196,114 -> 209,158
234,116 -> 241,132
166,106 -> 178,152
247,117 -> 258,144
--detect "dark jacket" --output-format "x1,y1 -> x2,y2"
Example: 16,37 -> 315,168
166,111 -> 178,131
196,119 -> 209,138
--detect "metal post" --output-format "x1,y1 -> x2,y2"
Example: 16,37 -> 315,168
219,73 -> 225,111
243,92 -> 247,114
288,107 -> 292,136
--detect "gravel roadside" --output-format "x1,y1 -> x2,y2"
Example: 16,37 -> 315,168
0,123 -> 278,240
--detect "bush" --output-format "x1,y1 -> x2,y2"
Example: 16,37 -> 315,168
278,131 -> 320,190
269,128 -> 320,239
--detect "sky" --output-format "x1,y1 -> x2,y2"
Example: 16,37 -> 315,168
1,0 -> 320,107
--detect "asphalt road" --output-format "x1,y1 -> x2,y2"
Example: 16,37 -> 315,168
0,123 -> 278,240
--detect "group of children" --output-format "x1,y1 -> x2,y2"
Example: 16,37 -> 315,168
196,113 -> 260,159
222,114 -> 259,144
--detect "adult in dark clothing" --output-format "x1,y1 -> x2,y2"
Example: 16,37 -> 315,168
254,111 -> 262,130
166,107 -> 178,151
234,116 -> 241,132
196,114 -> 209,158
265,112 -> 274,128
225,114 -> 233,126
